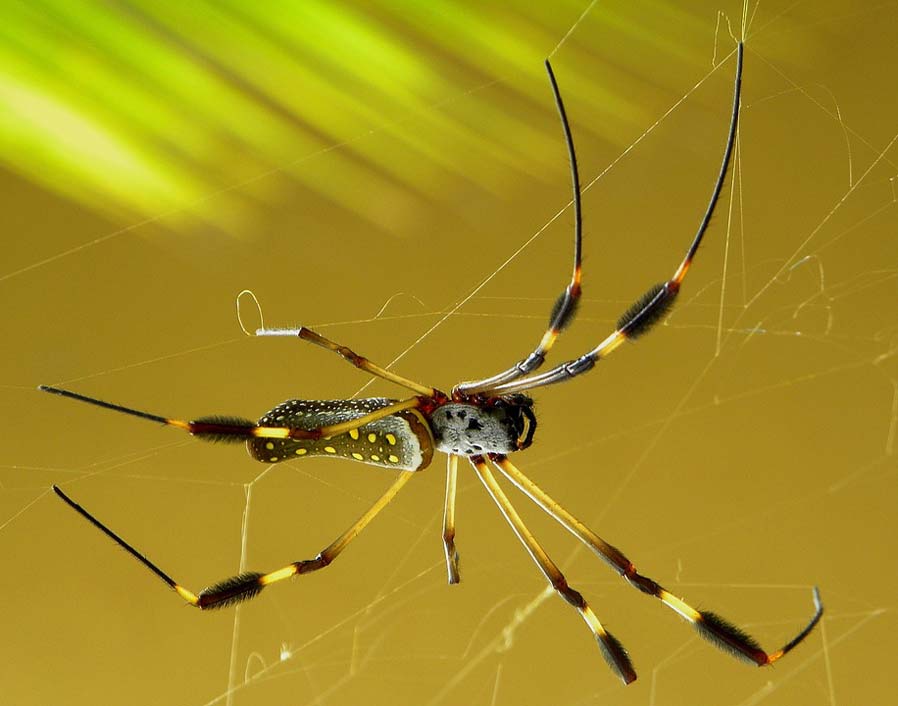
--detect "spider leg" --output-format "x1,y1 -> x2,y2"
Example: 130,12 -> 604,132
53,470 -> 414,608
456,58 -> 582,395
484,43 -> 743,397
256,326 -> 443,397
39,384 -> 425,442
491,454 -> 823,667
469,455 -> 636,684
442,454 -> 460,583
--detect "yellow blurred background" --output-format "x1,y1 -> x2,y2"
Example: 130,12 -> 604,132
1,2 -> 895,705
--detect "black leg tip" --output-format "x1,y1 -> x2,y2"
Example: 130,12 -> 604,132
812,586 -> 823,612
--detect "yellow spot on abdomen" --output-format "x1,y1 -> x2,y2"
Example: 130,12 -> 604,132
294,448 -> 307,455
367,433 -> 377,443
371,454 -> 380,462
388,455 -> 399,463
385,433 -> 397,446
349,429 -> 359,440
324,446 -> 336,454
265,442 -> 275,450
351,452 -> 364,461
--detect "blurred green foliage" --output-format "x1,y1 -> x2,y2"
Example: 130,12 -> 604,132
0,1 -> 650,231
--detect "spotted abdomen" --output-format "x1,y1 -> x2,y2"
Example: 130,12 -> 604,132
246,398 -> 434,471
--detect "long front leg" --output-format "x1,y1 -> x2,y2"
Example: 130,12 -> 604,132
485,43 -> 744,397
455,59 -> 583,395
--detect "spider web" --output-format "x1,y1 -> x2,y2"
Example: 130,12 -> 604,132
1,2 -> 895,705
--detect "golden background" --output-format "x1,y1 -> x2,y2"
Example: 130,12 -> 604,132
2,2 -> 895,705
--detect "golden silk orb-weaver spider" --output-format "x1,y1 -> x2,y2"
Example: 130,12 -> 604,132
41,43 -> 822,685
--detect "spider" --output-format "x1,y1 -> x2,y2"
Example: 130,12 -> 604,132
41,42 -> 822,684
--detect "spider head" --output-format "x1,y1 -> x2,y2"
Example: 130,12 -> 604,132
429,394 -> 535,455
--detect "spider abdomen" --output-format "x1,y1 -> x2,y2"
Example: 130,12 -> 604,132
247,398 -> 434,471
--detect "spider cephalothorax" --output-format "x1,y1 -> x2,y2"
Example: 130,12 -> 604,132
429,394 -> 536,455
